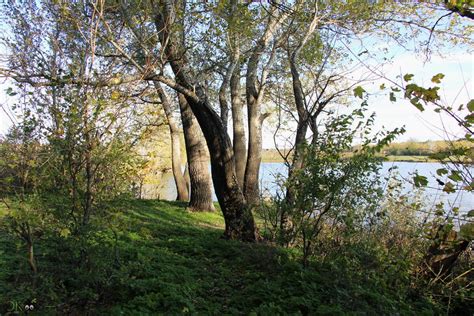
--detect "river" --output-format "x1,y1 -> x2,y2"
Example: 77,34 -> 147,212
145,162 -> 473,214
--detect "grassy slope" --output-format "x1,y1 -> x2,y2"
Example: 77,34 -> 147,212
0,200 -> 435,315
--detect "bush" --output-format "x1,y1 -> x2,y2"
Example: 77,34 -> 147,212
257,105 -> 404,265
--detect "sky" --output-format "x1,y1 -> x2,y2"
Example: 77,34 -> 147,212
361,51 -> 472,142
0,6 -> 473,149
261,50 -> 473,148
1,47 -> 472,148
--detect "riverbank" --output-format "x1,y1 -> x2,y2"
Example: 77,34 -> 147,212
0,199 -> 441,314
382,155 -> 437,162
261,149 -> 438,163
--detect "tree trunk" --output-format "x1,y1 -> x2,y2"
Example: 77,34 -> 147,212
243,92 -> 263,205
183,162 -> 190,193
282,17 -> 320,231
219,77 -> 230,132
178,93 -> 215,212
154,1 -> 257,241
155,82 -> 189,201
284,55 -> 309,207
27,241 -> 37,275
231,61 -> 247,187
243,11 -> 287,206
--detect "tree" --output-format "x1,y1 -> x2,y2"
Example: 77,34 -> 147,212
178,94 -> 215,212
97,1 -> 216,211
153,0 -> 258,240
0,0 -> 153,228
154,82 -> 189,201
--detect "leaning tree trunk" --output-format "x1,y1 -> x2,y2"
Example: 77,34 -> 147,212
284,55 -> 309,207
154,1 -> 257,241
178,93 -> 215,212
155,82 -> 189,201
282,15 -> 321,233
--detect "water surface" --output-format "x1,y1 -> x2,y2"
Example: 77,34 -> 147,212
149,162 -> 473,214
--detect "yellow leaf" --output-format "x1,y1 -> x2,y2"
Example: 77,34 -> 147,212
111,91 -> 121,100
60,228 -> 71,238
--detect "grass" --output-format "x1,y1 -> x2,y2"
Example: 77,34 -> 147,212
0,199 -> 436,314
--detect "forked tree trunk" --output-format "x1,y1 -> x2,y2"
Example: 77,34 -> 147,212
178,93 -> 215,212
155,82 -> 189,201
244,10 -> 288,206
231,61 -> 247,187
282,15 -> 321,232
154,1 -> 257,241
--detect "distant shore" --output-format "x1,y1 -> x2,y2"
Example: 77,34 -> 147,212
261,150 -> 439,163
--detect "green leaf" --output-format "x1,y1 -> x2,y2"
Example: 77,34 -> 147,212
389,92 -> 396,102
5,87 -> 17,96
413,174 -> 428,187
403,74 -> 414,82
410,98 -> 424,111
465,113 -> 474,123
443,182 -> 456,193
431,73 -> 445,84
353,86 -> 365,99
448,171 -> 463,182
423,87 -> 440,102
459,223 -> 474,240
467,210 -> 474,217
379,83 -> 386,90
436,168 -> 448,176
467,99 -> 474,112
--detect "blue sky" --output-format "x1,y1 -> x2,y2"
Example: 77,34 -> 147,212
1,6 -> 473,148
362,51 -> 472,142
2,45 -> 472,146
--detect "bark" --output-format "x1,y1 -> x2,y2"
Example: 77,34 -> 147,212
244,11 -> 288,205
287,12 -> 320,176
219,74 -> 230,132
444,1 -> 474,20
243,91 -> 263,205
282,13 -> 320,232
231,61 -> 246,187
281,57 -> 309,234
27,241 -> 37,275
18,223 -> 37,275
155,82 -> 189,201
284,55 -> 309,206
154,0 -> 257,241
183,162 -> 190,192
178,93 -> 215,212
218,3 -> 239,133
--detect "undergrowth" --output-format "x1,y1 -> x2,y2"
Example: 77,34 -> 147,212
0,199 -> 440,314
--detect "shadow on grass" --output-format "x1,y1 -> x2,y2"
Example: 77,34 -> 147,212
0,199 -> 437,315
101,199 -> 300,314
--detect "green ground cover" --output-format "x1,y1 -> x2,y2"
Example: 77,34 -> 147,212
0,199 -> 438,314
